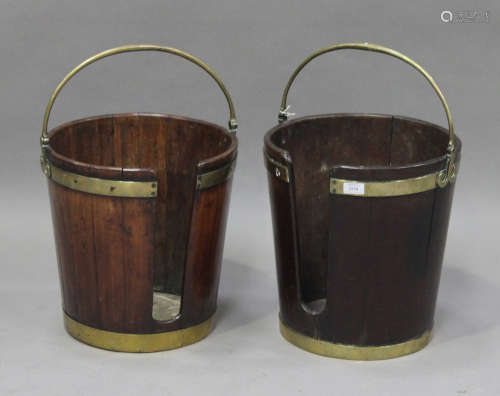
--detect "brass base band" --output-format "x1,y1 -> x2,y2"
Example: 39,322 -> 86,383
64,313 -> 215,352
280,320 -> 432,360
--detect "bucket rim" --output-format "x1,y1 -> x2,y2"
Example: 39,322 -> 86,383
46,112 -> 237,180
264,113 -> 461,171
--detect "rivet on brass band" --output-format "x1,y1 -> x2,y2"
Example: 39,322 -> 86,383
196,160 -> 236,190
50,165 -> 158,198
264,153 -> 290,183
64,313 -> 215,352
280,321 -> 431,360
330,172 -> 439,197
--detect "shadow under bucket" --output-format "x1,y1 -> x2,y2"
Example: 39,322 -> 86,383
40,45 -> 238,352
264,43 -> 461,360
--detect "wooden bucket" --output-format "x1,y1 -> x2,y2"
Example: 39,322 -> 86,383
40,45 -> 238,352
264,43 -> 461,360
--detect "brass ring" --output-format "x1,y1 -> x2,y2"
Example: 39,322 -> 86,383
279,42 -> 454,151
41,44 -> 237,145
64,312 -> 215,352
280,320 -> 432,360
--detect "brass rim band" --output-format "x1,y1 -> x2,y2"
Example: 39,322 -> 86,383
278,43 -> 454,149
46,160 -> 236,197
64,313 -> 215,352
280,321 -> 432,360
196,160 -> 236,190
330,172 -> 441,197
49,164 -> 158,198
41,44 -> 237,143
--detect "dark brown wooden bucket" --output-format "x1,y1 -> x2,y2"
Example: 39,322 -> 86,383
264,43 -> 461,360
40,45 -> 238,352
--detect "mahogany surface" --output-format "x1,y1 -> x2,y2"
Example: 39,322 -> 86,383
264,113 -> 461,346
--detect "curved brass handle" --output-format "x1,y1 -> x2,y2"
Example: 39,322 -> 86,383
279,43 -> 455,152
41,44 -> 237,147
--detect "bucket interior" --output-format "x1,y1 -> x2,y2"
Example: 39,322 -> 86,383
49,113 -> 234,321
268,114 -> 449,312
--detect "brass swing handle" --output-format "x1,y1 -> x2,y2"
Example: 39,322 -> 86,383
278,43 -> 456,187
40,44 -> 238,148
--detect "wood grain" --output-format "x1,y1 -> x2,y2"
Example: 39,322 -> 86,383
46,113 -> 236,334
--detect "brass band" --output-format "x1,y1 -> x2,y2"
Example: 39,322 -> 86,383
41,44 -> 237,144
278,43 -> 454,149
330,172 -> 440,197
265,154 -> 450,197
64,313 -> 215,352
197,160 -> 236,190
49,164 -> 158,198
280,321 -> 431,360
